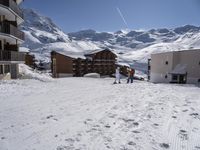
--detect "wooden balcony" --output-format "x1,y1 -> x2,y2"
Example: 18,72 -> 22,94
4,44 -> 18,51
0,50 -> 25,62
0,0 -> 23,19
0,21 -> 24,40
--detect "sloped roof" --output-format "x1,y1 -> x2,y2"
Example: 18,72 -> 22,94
53,51 -> 86,59
53,48 -> 117,59
85,49 -> 105,55
84,49 -> 116,56
153,49 -> 200,55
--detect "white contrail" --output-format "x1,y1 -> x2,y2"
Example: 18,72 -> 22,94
116,7 -> 128,28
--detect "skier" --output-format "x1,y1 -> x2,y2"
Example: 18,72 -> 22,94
127,68 -> 135,83
114,67 -> 121,84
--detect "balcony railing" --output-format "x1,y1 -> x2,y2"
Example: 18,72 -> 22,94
0,21 -> 24,40
0,0 -> 23,19
0,50 -> 25,62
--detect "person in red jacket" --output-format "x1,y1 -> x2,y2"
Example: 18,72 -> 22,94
127,68 -> 135,83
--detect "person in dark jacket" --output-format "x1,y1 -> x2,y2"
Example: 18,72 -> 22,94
127,68 -> 135,83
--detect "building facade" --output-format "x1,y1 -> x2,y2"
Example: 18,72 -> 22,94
25,53 -> 35,69
149,50 -> 200,84
51,49 -> 117,78
0,0 -> 25,79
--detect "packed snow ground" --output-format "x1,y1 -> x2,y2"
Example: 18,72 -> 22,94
0,78 -> 200,150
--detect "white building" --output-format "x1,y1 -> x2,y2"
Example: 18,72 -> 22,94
149,50 -> 200,84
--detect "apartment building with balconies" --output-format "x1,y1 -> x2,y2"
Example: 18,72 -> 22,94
51,49 -> 117,78
0,0 -> 25,79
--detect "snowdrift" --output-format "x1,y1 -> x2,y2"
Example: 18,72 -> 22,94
19,64 -> 53,82
84,73 -> 101,78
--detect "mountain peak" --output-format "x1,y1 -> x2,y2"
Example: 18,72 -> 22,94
173,25 -> 200,34
22,8 -> 60,33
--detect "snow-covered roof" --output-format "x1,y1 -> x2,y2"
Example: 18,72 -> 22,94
19,47 -> 30,53
84,49 -> 113,55
84,49 -> 105,55
54,51 -> 86,59
153,49 -> 200,55
116,62 -> 130,67
53,48 -> 117,60
170,64 -> 187,75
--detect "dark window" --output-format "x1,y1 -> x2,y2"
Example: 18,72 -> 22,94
4,65 -> 10,73
0,65 -> 3,74
198,79 -> 200,83
165,75 -> 168,79
0,40 -> 2,50
172,75 -> 178,80
165,61 -> 168,65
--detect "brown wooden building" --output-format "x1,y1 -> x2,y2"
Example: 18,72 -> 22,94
25,53 -> 36,68
51,49 -> 117,78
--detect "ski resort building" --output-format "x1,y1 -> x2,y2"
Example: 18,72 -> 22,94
0,0 -> 25,79
51,49 -> 117,77
25,53 -> 35,69
148,49 -> 200,84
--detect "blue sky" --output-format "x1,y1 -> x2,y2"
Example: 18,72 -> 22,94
22,0 -> 200,33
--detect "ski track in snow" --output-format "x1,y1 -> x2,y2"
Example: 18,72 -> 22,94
0,78 -> 200,150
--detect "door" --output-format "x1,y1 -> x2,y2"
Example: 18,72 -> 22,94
179,75 -> 186,84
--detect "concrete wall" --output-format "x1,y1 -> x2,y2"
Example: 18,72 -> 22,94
150,52 -> 174,83
10,64 -> 19,79
176,50 -> 200,84
150,50 -> 200,84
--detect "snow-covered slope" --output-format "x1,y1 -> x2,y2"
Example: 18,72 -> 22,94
0,78 -> 200,150
21,9 -> 200,71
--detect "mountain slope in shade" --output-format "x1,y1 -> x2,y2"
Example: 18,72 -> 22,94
21,9 -> 200,71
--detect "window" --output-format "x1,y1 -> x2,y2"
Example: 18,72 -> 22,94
165,75 -> 168,79
172,75 -> 178,80
0,65 -> 3,74
0,40 -> 2,50
4,65 -> 10,73
165,61 -> 168,65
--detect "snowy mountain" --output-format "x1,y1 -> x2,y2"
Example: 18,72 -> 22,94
21,9 -> 100,63
21,8 -> 200,71
68,25 -> 200,62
